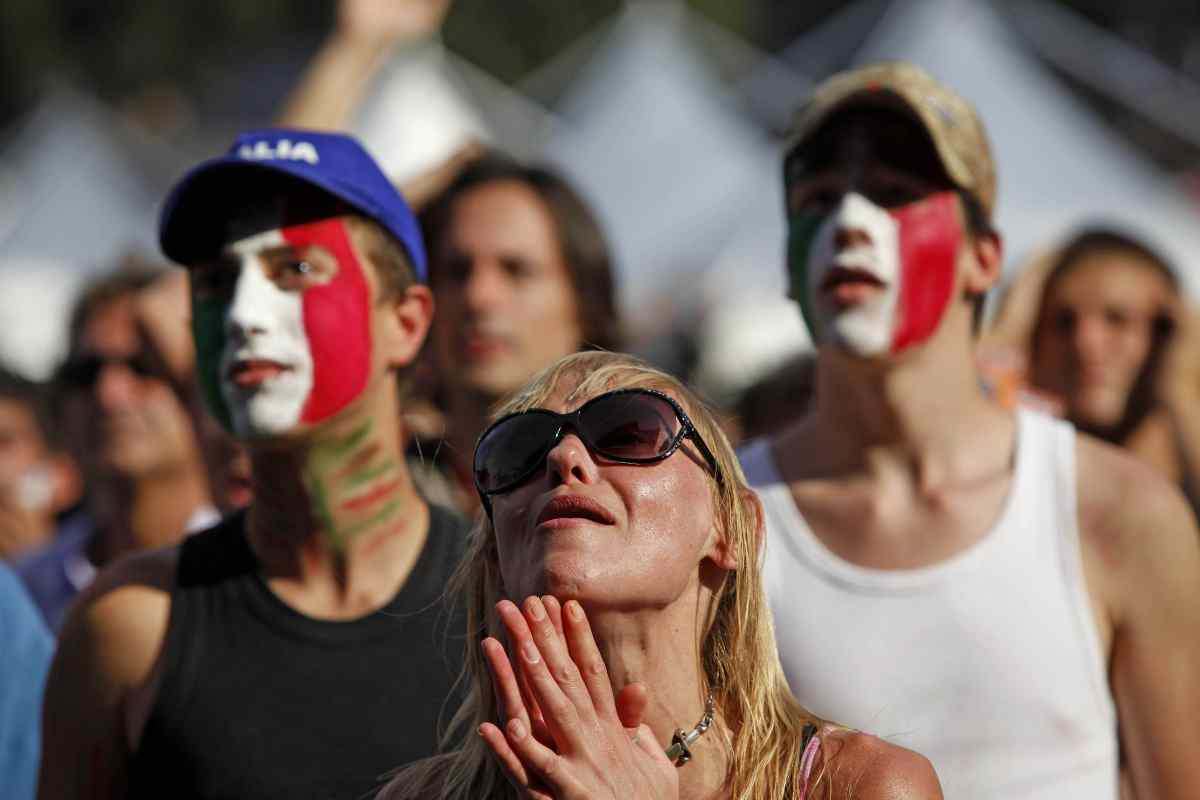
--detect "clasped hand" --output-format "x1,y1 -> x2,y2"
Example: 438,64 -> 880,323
479,596 -> 679,800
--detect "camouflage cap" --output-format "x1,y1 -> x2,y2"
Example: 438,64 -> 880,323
787,61 -> 996,218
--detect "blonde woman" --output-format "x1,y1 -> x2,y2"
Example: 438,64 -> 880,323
382,351 -> 941,799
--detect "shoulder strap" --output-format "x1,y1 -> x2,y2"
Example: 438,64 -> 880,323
797,722 -> 823,800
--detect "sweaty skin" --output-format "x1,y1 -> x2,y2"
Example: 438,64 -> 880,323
788,190 -> 960,355
193,218 -> 373,436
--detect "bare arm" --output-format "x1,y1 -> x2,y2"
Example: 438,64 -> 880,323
276,0 -> 451,130
1080,439 -> 1200,799
38,552 -> 174,800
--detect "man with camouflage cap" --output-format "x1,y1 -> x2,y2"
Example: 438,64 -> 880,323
740,62 -> 1200,799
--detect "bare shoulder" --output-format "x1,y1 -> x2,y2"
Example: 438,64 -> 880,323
1075,432 -> 1198,565
40,545 -> 183,797
821,729 -> 943,800
1075,431 -> 1200,622
1076,432 -> 1194,529
56,545 -> 179,685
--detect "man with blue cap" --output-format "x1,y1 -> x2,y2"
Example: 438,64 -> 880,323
39,129 -> 471,800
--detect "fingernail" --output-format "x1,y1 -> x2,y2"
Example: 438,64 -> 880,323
522,640 -> 540,664
508,718 -> 526,740
477,724 -> 486,737
567,600 -> 583,621
526,598 -> 545,621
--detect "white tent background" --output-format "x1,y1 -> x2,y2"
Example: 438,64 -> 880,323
0,85 -> 178,378
538,2 -> 784,311
353,41 -> 564,182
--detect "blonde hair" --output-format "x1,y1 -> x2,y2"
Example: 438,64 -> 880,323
387,351 -> 830,799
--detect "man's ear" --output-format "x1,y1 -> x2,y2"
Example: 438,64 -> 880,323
380,284 -> 435,369
964,230 -> 1004,296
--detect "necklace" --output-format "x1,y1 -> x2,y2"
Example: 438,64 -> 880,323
664,692 -> 716,766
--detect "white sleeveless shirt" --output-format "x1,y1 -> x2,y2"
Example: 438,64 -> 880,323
739,409 -> 1117,800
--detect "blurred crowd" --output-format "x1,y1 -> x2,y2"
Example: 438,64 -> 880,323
3,2 -> 1200,800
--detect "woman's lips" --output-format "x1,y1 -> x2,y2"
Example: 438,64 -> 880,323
535,494 -> 616,528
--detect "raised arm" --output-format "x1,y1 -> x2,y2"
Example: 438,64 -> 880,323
1081,439 -> 1200,799
37,552 -> 174,800
276,0 -> 451,130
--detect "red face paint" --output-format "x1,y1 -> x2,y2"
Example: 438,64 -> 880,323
280,219 -> 373,424
889,191 -> 961,353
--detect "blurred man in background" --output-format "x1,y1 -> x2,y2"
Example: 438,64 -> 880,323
0,368 -> 80,562
39,129 -> 468,800
16,263 -> 218,632
740,62 -> 1200,799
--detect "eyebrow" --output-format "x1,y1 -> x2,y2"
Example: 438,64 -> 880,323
220,243 -> 297,261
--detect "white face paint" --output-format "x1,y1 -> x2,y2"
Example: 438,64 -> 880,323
219,230 -> 315,437
806,192 -> 901,356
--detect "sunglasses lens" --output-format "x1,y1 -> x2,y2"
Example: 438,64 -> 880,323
475,414 -> 561,494
582,393 -> 680,461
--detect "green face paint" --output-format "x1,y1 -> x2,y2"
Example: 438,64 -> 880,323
192,296 -> 233,431
786,212 -> 827,342
301,420 -> 405,554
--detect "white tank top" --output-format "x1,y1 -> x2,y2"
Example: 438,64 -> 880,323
739,409 -> 1117,800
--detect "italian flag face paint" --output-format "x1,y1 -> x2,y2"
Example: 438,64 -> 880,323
285,219 -> 372,424
192,218 -> 374,438
787,190 -> 961,357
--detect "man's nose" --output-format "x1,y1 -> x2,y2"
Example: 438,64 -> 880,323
1071,315 -> 1110,362
461,262 -> 507,314
94,361 -> 141,411
834,226 -> 872,250
226,262 -> 276,340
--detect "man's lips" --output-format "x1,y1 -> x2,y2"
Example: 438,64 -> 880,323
821,266 -> 886,307
227,359 -> 291,388
535,494 -> 616,528
461,333 -> 511,361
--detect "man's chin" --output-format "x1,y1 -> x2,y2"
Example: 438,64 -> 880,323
459,363 -> 533,402
1070,402 -> 1127,434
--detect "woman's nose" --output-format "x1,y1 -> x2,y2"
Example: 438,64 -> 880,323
543,431 -> 600,488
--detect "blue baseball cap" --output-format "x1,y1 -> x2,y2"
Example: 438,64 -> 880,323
159,128 -> 427,281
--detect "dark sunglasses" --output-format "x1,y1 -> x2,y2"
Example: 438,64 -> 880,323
58,352 -> 163,389
473,388 -> 721,515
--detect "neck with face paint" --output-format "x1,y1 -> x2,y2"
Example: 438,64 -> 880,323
246,373 -> 429,616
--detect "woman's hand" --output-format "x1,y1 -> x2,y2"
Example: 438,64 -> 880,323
480,596 -> 679,800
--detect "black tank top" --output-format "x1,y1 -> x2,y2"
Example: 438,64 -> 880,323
128,504 -> 470,800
